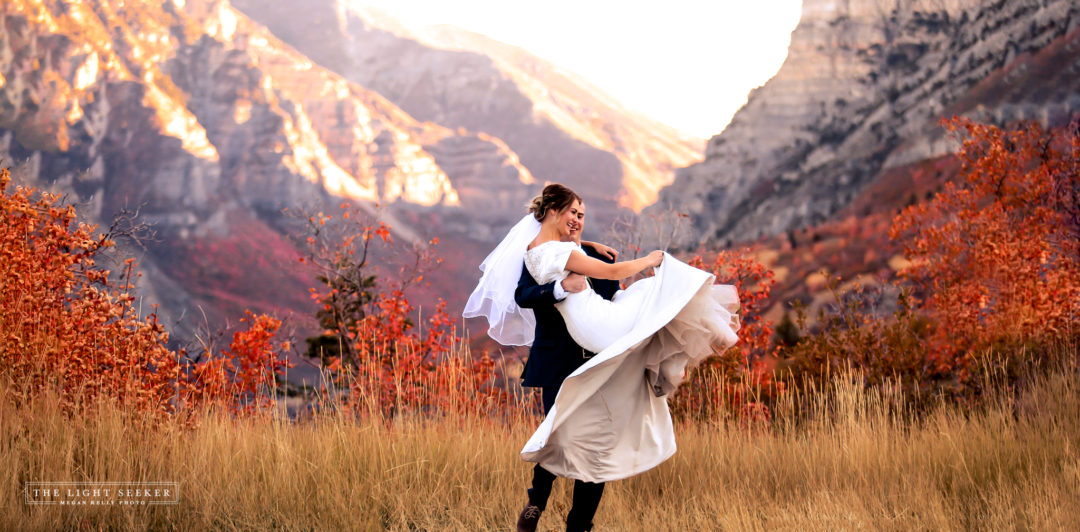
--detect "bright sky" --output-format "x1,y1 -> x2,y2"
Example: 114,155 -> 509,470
354,0 -> 805,140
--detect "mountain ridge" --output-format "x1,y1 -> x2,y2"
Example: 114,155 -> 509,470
413,23 -> 705,211
649,0 -> 1079,248
228,0 -> 702,215
1,0 -> 704,359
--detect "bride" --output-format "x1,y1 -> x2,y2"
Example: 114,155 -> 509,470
465,184 -> 740,483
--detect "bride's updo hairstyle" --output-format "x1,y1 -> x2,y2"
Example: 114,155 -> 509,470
528,183 -> 582,222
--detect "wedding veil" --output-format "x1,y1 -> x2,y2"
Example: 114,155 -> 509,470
463,214 -> 542,346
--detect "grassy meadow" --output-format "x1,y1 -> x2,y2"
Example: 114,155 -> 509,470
4,350 -> 1078,531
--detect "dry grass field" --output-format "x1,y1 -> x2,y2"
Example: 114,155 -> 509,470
3,352 -> 1078,531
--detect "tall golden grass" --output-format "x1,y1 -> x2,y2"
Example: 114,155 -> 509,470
3,345 -> 1078,531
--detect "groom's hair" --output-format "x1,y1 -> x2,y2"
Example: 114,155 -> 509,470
528,183 -> 582,222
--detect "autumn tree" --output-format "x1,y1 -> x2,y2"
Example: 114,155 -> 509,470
890,117 -> 1080,370
290,202 -> 507,417
671,249 -> 778,420
292,206 -> 390,368
178,311 -> 292,415
1,165 -> 295,419
777,117 -> 1080,410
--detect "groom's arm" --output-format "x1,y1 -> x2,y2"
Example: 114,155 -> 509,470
581,240 -> 618,260
582,243 -> 620,301
515,263 -> 559,309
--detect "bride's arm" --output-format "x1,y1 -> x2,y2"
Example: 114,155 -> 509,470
565,249 -> 663,280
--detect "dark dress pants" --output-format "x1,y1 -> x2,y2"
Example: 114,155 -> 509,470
526,386 -> 605,532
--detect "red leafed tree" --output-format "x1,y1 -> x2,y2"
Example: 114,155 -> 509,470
179,311 -> 293,415
1,165 -> 296,419
671,249 -> 779,420
294,203 -> 508,418
890,117 -> 1080,370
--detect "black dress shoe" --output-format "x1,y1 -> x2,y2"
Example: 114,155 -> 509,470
516,502 -> 543,532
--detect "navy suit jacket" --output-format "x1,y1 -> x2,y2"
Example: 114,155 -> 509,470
516,244 -> 620,388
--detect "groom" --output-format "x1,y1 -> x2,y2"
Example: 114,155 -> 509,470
514,203 -> 619,532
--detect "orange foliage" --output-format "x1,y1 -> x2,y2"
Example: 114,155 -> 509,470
671,249 -> 779,420
179,311 -> 292,415
0,167 -> 178,415
344,292 -> 510,418
890,117 -> 1080,367
777,118 -> 1080,408
297,203 -> 509,418
0,166 -> 295,419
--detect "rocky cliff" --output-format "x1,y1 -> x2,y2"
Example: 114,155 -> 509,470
650,0 -> 1080,248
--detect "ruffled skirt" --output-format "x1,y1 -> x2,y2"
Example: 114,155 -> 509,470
521,253 -> 740,483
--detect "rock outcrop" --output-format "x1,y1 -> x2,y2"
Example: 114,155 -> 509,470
650,0 -> 1080,248
0,0 -> 534,348
0,0 -> 494,233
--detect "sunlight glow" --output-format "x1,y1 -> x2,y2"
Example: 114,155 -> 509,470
144,85 -> 220,161
73,52 -> 99,91
66,100 -> 83,123
207,2 -> 238,42
351,0 -> 803,139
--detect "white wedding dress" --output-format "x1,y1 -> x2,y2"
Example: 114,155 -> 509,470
520,241 -> 740,483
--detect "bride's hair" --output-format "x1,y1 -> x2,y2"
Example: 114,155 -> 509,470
528,183 -> 582,222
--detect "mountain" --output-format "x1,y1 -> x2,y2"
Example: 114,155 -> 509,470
0,0 -> 533,363
1,0 -> 708,375
226,0 -> 703,217
412,24 -> 705,213
649,0 -> 1080,248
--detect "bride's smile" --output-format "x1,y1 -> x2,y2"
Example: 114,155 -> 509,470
552,200 -> 584,241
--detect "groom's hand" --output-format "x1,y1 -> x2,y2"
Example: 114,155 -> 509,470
561,273 -> 588,293
590,242 -> 618,261
580,240 -> 618,261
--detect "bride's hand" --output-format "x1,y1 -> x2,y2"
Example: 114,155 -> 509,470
648,250 -> 664,268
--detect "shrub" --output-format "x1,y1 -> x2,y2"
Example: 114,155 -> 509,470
671,249 -> 779,421
776,118 -> 1080,411
890,118 -> 1080,370
0,166 -> 293,419
0,167 -> 178,415
292,202 -> 510,418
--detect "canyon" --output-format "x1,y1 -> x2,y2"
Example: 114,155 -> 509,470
0,0 -> 699,367
650,0 -> 1080,249
3,0 -> 1079,375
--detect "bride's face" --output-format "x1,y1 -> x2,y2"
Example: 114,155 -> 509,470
550,199 -> 585,241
